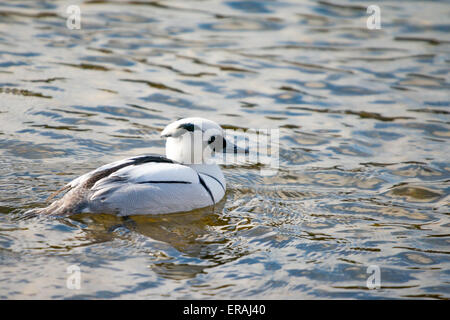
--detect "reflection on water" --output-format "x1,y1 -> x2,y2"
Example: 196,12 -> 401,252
0,0 -> 449,299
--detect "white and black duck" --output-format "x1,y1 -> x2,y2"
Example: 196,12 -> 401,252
33,117 -> 246,216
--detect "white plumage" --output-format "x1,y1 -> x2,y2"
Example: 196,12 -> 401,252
34,117 -> 245,216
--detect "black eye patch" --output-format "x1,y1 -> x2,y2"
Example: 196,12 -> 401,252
208,136 -> 216,144
177,123 -> 197,132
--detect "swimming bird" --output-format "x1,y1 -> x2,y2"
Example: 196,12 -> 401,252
34,117 -> 246,216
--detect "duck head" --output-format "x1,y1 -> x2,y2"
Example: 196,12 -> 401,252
161,117 -> 247,164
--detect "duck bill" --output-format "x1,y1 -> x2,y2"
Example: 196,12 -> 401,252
222,138 -> 249,154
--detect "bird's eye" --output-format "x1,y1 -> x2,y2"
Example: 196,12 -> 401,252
208,136 -> 216,144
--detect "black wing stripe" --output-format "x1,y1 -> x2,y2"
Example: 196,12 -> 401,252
197,173 -> 215,205
130,155 -> 176,165
84,154 -> 176,189
199,173 -> 225,193
137,181 -> 192,184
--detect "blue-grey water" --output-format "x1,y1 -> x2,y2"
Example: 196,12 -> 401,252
0,0 -> 449,299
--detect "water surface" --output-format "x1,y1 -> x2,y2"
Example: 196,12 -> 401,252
0,0 -> 449,299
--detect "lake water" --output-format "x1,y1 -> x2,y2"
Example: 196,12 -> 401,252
0,0 -> 449,299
